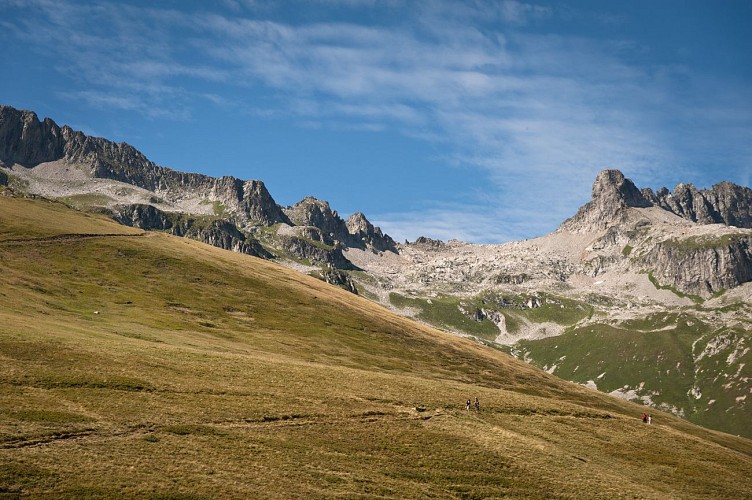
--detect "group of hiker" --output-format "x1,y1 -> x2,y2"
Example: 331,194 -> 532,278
641,412 -> 653,425
465,397 -> 480,412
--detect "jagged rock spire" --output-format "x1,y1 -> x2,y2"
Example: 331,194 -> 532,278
559,169 -> 651,232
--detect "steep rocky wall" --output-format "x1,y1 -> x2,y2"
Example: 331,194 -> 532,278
0,106 -> 65,165
643,234 -> 752,296
113,204 -> 271,259
277,235 -> 358,270
646,182 -> 752,228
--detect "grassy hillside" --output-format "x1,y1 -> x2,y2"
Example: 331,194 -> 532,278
517,311 -> 752,438
1,195 -> 751,498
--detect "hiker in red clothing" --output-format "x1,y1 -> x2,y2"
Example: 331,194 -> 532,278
642,413 -> 648,423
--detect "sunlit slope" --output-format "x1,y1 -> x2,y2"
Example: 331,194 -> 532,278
1,196 -> 751,499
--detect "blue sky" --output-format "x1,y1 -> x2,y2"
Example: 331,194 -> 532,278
1,0 -> 750,243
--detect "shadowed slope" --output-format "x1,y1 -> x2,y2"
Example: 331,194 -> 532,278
0,195 -> 751,498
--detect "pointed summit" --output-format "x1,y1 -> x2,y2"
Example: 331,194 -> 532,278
346,212 -> 397,253
559,169 -> 652,232
591,169 -> 651,209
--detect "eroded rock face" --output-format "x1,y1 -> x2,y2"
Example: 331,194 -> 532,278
643,234 -> 752,295
651,182 -> 752,228
346,212 -> 397,252
283,198 -> 397,253
0,107 -> 65,166
556,169 -> 752,296
277,234 -> 358,270
113,204 -> 271,259
284,197 -> 350,245
560,170 -> 651,232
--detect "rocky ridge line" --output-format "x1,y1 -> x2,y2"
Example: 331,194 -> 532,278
0,105 -> 396,275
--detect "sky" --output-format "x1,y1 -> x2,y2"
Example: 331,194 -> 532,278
1,0 -> 750,243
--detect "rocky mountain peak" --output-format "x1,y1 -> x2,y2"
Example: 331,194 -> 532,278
650,180 -> 752,228
591,169 -> 651,209
0,106 -> 65,166
283,197 -> 349,244
346,212 -> 397,253
560,169 -> 651,232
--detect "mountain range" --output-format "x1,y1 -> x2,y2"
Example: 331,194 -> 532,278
1,104 -> 750,438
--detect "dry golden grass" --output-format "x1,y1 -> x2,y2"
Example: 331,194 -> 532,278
1,196 -> 751,498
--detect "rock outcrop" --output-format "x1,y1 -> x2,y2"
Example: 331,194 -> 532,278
643,233 -> 752,295
277,234 -> 358,270
346,212 -> 397,252
559,170 -> 651,232
318,267 -> 359,294
561,169 -> 752,233
410,236 -> 445,249
0,106 -> 66,166
283,197 -> 396,253
113,204 -> 271,259
283,197 -> 351,245
647,182 -> 752,228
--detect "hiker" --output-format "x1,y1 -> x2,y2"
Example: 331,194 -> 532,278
648,415 -> 653,425
465,399 -> 471,411
474,397 -> 480,413
642,413 -> 647,424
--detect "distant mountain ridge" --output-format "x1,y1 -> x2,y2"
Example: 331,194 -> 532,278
0,105 -> 396,276
561,169 -> 752,232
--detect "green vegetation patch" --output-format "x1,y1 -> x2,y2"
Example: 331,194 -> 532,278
648,272 -> 704,304
518,321 -> 699,405
58,193 -> 115,210
662,233 -> 750,254
200,199 -> 228,217
389,293 -> 500,340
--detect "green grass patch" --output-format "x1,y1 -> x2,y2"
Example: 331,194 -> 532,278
58,193 -> 115,210
389,293 -> 500,340
648,272 -> 704,304
662,233 -> 750,254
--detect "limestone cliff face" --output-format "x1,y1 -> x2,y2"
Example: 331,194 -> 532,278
0,107 -> 65,166
560,169 -> 752,296
642,234 -> 752,296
